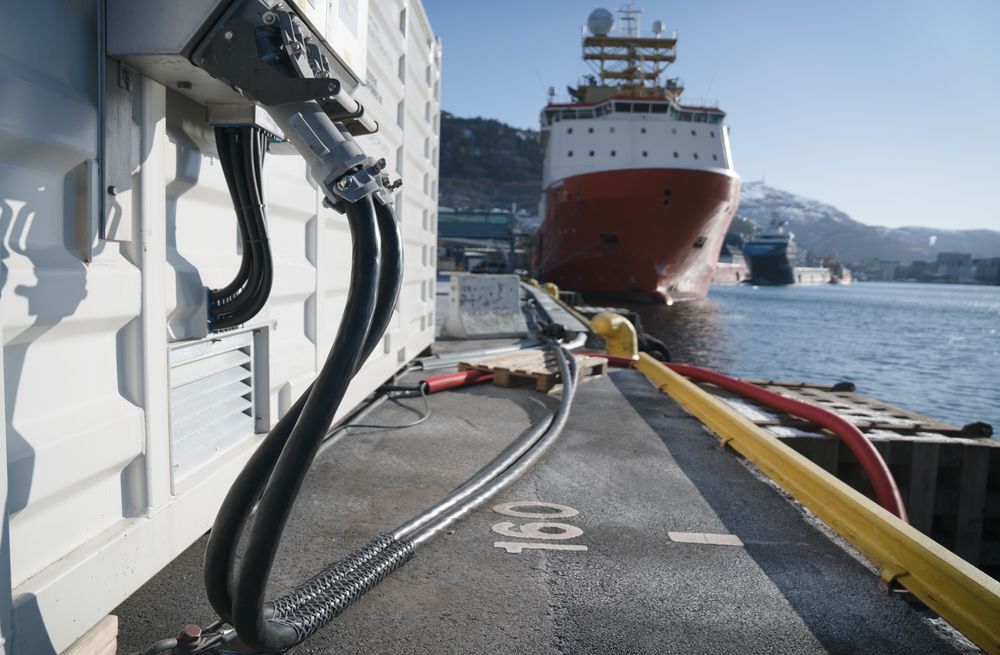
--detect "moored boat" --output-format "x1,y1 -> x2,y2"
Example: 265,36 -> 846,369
534,6 -> 740,303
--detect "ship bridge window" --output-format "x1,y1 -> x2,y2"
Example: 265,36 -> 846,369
652,104 -> 669,114
578,109 -> 594,119
678,111 -> 693,121
614,102 -> 632,113
561,109 -> 577,120
694,113 -> 708,123
633,103 -> 650,113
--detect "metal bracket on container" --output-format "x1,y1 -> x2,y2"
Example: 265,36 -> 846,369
192,0 -> 377,136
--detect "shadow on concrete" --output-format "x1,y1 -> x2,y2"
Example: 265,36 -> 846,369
611,371 -> 963,655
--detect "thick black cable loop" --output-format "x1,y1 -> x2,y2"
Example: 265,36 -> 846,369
199,191 -> 577,651
224,196 -> 380,649
203,196 -> 403,628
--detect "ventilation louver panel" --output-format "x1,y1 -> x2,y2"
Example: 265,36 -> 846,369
169,330 -> 266,482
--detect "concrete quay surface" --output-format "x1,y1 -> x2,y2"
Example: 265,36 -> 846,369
115,367 -> 975,654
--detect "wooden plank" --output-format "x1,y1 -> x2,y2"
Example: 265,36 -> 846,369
62,615 -> 117,655
907,441 -> 940,534
955,444 -> 990,565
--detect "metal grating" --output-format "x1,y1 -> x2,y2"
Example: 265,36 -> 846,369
169,329 -> 268,482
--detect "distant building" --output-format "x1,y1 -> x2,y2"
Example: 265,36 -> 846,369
935,252 -> 974,283
897,260 -> 935,282
437,210 -> 530,273
974,257 -> 1000,285
861,259 -> 900,281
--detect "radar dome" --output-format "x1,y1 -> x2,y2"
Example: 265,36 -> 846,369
587,8 -> 615,36
651,20 -> 664,35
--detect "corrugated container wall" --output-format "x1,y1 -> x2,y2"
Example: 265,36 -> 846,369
0,1 -> 440,652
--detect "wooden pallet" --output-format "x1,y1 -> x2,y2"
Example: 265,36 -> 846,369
459,349 -> 608,393
743,379 -> 964,434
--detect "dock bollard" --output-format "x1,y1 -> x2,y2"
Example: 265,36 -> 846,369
590,312 -> 639,360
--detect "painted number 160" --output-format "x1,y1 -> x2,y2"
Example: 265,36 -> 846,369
491,501 -> 588,555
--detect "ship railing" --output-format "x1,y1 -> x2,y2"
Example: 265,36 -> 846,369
541,98 -> 725,126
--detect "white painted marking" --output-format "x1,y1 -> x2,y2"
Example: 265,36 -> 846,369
492,501 -> 579,519
668,531 -> 744,546
491,521 -> 584,540
493,541 -> 589,554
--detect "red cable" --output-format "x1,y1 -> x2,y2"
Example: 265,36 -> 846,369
664,362 -> 908,522
585,352 -> 908,521
421,369 -> 493,394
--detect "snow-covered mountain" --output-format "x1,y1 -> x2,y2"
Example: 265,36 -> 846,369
737,181 -> 1000,264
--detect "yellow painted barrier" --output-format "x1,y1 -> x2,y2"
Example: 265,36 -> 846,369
635,352 -> 1000,655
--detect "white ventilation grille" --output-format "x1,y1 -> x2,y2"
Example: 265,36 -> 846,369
169,329 -> 268,483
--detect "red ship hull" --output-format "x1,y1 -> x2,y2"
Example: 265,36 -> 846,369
535,168 -> 740,303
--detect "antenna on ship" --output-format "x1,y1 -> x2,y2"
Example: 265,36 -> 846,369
583,5 -> 677,98
618,3 -> 641,37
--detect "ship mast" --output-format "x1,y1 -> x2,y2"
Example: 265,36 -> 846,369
581,4 -> 679,99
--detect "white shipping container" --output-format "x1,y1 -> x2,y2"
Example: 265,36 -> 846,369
0,1 -> 440,652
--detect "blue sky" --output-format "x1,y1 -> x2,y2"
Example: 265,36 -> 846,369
422,0 -> 999,230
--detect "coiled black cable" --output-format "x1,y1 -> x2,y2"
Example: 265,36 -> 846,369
203,195 -> 403,650
199,182 -> 578,651
237,342 -> 576,650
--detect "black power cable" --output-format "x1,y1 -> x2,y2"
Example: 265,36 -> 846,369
229,196 -> 381,648
209,127 -> 273,330
210,127 -> 252,304
244,341 -> 579,649
202,195 -> 400,650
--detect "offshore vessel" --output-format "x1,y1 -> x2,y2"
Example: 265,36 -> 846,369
743,219 -> 842,285
743,220 -> 799,285
535,6 -> 740,303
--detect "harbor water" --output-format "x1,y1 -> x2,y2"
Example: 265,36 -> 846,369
634,282 -> 1000,434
